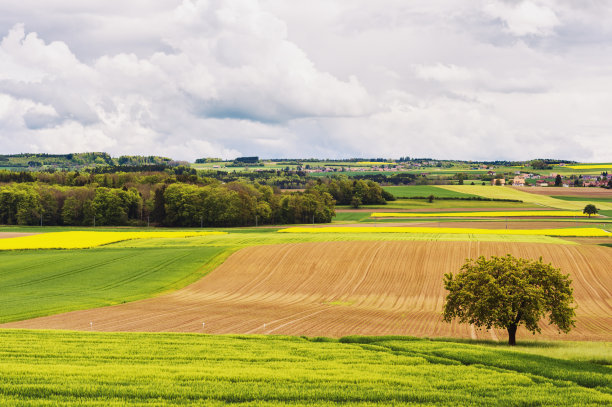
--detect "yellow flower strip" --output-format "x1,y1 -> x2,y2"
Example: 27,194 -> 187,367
0,231 -> 226,250
355,161 -> 394,165
566,164 -> 612,170
370,211 -> 591,218
278,227 -> 610,237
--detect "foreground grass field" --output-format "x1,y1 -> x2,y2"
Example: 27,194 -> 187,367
0,330 -> 609,406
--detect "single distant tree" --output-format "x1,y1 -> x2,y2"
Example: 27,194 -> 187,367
583,204 -> 598,218
427,194 -> 435,203
554,174 -> 562,187
443,254 -> 575,346
495,179 -> 502,186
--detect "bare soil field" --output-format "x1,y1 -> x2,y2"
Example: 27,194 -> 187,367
3,241 -> 610,342
0,233 -> 39,239
512,186 -> 612,198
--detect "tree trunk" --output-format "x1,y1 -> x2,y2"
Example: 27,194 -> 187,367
507,324 -> 517,346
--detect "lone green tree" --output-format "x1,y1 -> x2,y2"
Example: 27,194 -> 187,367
583,204 -> 598,218
443,255 -> 575,345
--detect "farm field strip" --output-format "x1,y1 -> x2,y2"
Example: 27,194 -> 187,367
0,246 -> 232,323
0,330 -> 609,406
370,210 -> 592,218
107,231 -> 576,246
382,185 -> 478,198
566,164 -> 612,170
439,185 -> 612,210
279,226 -> 611,237
3,240 -> 610,342
0,230 -> 225,250
513,186 -> 612,197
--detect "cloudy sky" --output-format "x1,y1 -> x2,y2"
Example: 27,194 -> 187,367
1,0 -> 611,161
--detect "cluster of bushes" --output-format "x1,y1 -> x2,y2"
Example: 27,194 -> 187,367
0,181 -> 335,227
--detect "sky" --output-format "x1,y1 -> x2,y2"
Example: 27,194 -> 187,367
0,0 -> 611,162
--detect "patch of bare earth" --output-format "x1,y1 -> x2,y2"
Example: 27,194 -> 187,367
3,241 -> 610,342
0,233 -> 39,239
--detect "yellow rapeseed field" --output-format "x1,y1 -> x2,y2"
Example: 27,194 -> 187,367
355,161 -> 394,166
0,231 -> 225,250
566,164 -> 612,170
370,211 -> 591,218
278,227 -> 610,237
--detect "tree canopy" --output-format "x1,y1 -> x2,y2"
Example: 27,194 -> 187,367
583,204 -> 599,218
443,254 -> 575,345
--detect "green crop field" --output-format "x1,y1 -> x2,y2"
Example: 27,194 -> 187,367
383,185 -> 478,198
0,330 -> 609,406
0,245 -> 232,323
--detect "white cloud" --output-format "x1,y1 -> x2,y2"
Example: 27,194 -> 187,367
0,0 -> 611,161
484,1 -> 561,37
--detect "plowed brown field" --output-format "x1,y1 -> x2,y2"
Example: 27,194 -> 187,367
3,241 -> 611,341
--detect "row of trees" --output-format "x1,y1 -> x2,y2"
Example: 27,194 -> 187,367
0,181 -> 335,227
306,178 -> 395,207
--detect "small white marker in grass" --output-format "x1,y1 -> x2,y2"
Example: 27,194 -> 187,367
202,322 -> 205,328
90,322 -> 93,329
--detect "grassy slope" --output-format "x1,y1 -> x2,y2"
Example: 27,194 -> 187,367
0,330 -> 609,406
0,245 -> 233,323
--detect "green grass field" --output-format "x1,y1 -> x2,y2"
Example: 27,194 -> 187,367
383,186 -> 478,198
0,245 -> 232,323
0,330 -> 609,406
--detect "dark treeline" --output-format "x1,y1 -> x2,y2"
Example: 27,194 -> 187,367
0,181 -> 335,227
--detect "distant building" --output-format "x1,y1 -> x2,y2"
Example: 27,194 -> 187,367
491,178 -> 506,186
512,176 -> 525,186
